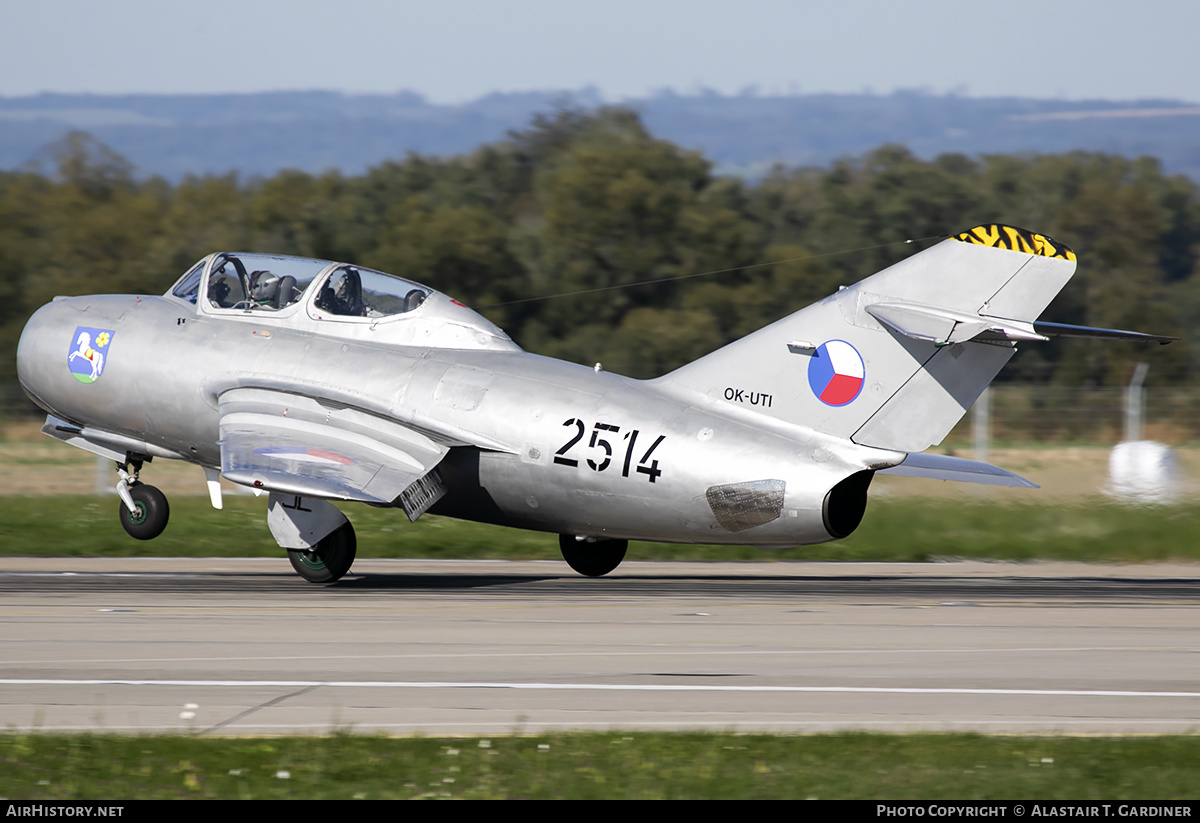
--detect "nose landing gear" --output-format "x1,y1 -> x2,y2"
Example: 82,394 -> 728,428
115,459 -> 170,540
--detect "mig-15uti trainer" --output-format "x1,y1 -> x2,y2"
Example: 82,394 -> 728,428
16,224 -> 1173,583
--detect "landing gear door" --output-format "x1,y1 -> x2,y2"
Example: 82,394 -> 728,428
267,494 -> 348,549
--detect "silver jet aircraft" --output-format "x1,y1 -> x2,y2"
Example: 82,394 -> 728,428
16,224 -> 1172,583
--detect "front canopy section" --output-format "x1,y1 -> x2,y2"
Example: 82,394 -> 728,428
170,253 -> 335,312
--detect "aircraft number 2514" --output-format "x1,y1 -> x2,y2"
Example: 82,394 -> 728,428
553,418 -> 665,482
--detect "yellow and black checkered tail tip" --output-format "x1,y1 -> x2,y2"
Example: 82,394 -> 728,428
952,223 -> 1076,262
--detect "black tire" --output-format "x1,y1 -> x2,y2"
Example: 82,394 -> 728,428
559,534 -> 628,577
118,483 -> 169,540
288,521 -> 357,583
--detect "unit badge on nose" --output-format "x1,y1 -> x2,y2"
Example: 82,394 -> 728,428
67,326 -> 115,384
807,340 -> 864,406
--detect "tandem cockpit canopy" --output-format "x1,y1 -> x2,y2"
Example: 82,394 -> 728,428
169,253 -> 431,318
164,251 -> 518,351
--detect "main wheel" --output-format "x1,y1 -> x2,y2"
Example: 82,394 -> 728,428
118,483 -> 170,540
559,534 -> 628,577
288,521 -> 357,583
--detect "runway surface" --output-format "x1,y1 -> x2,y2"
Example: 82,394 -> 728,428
2,557 -> 1198,736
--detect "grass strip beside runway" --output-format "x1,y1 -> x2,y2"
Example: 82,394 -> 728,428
1,496 -> 1198,563
3,732 -> 1199,799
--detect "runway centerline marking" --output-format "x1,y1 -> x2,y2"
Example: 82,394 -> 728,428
4,679 -> 1199,698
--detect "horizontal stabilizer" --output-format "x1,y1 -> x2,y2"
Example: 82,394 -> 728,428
1033,321 -> 1177,345
877,452 -> 1038,488
867,302 -> 1048,345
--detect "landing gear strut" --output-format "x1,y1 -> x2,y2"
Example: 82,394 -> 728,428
115,459 -> 169,540
559,534 -> 628,577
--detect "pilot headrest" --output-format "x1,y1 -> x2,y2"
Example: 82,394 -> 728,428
249,270 -> 280,299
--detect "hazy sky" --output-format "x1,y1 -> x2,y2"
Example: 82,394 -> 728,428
2,0 -> 1197,103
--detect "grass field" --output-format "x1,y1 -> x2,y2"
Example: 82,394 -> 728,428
4,420 -> 1200,503
2,421 -> 1199,562
4,732 -> 1200,800
2,493 -> 1198,563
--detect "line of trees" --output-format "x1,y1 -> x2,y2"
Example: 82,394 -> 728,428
1,108 -> 1196,386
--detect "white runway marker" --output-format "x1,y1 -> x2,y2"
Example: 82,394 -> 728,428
3,678 -> 1200,699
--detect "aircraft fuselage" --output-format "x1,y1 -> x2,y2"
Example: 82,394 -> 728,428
19,293 -> 891,546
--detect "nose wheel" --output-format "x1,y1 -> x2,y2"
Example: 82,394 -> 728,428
115,460 -> 170,540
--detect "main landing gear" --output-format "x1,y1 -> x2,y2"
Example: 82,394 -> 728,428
559,534 -> 628,577
288,521 -> 357,584
266,494 -> 357,584
115,459 -> 170,540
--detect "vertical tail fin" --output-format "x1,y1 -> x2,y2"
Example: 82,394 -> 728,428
656,225 -> 1077,453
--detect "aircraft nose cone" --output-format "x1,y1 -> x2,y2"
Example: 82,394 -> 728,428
17,300 -> 69,412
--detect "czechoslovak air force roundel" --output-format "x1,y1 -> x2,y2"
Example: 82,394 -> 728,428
807,340 -> 865,406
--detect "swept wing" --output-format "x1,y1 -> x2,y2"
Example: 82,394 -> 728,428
218,387 -> 449,517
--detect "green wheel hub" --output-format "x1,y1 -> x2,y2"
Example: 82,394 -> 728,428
127,502 -> 147,525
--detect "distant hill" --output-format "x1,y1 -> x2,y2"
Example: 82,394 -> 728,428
2,88 -> 1198,181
